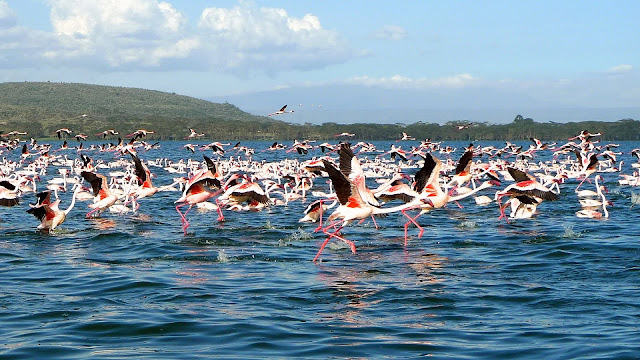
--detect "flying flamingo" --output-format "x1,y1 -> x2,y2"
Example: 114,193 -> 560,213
447,144 -> 475,190
574,150 -> 599,190
81,170 -> 118,218
184,128 -> 205,139
314,159 -> 429,261
96,129 -> 119,138
400,153 -> 450,241
494,167 -> 560,220
127,152 -> 158,208
174,165 -> 224,235
55,128 -> 72,139
268,105 -> 294,116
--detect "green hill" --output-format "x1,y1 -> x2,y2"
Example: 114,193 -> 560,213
0,82 -> 284,139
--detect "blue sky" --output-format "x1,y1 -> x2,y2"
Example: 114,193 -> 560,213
1,0 -> 639,121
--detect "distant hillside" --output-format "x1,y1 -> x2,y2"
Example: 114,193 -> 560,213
0,82 -> 284,139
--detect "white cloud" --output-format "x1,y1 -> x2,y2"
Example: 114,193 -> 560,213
0,0 -> 359,74
374,25 -> 407,41
0,0 -> 17,29
197,3 -> 355,74
605,64 -> 633,74
43,0 -> 194,68
345,73 -> 478,89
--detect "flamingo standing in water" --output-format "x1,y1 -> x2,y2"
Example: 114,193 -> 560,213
576,175 -> 610,219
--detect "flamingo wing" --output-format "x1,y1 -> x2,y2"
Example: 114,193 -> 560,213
322,159 -> 352,205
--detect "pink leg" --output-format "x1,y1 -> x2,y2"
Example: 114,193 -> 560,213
313,237 -> 331,262
325,229 -> 356,254
317,224 -> 357,257
402,209 -> 423,246
313,200 -> 325,233
370,215 -> 379,229
215,198 -> 225,222
86,208 -> 100,218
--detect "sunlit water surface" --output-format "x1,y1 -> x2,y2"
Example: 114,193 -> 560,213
1,140 -> 639,359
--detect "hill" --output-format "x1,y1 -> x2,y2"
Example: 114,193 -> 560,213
0,82 -> 284,139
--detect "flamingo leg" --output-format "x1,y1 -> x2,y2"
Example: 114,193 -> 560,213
401,209 -> 424,244
215,198 -> 225,222
86,208 -> 100,218
314,224 -> 357,261
370,215 -> 379,229
313,200 -> 325,233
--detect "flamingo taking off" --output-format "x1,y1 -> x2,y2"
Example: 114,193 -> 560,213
81,170 -> 118,218
26,184 -> 82,231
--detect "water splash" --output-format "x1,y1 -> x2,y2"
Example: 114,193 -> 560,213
457,220 -> 478,229
561,225 -> 582,238
217,249 -> 230,262
281,227 -> 313,246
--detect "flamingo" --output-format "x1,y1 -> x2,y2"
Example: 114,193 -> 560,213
447,144 -> 474,190
400,153 -> 450,241
0,180 -> 20,207
81,170 -> 118,218
494,167 -> 560,220
26,184 -> 82,231
128,152 -> 158,207
56,128 -> 72,139
174,167 -> 224,235
574,150 -> 599,190
268,105 -> 294,116
314,159 -> 429,261
96,129 -> 119,138
184,128 -> 205,139
126,129 -> 155,140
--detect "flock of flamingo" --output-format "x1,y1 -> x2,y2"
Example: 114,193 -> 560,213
0,127 -> 637,261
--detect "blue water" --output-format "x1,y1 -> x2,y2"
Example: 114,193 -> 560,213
1,140 -> 639,359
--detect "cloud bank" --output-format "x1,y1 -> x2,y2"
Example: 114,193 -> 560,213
0,0 -> 357,74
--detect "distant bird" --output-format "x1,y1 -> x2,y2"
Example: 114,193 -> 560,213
56,128 -> 72,139
334,132 -> 356,137
74,133 -> 88,142
456,123 -> 472,130
126,129 -> 155,140
398,132 -> 416,141
184,128 -> 205,139
268,105 -> 294,116
183,144 -> 196,153
96,129 -> 119,138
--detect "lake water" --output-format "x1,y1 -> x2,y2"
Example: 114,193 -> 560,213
1,140 -> 639,359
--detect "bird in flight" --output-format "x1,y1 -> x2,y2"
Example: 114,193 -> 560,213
268,105 -> 295,116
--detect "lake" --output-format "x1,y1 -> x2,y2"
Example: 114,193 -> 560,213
1,139 -> 639,359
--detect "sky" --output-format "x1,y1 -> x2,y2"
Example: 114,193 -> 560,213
1,0 -> 639,123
